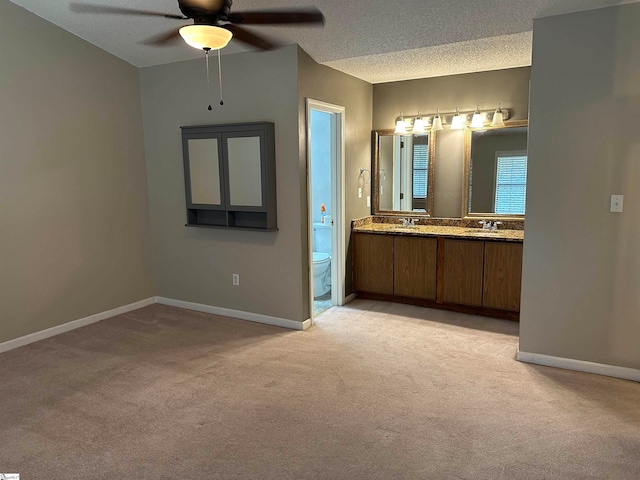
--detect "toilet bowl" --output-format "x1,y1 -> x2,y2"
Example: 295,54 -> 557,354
313,252 -> 331,298
312,222 -> 332,298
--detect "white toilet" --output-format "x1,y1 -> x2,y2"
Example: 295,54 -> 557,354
312,222 -> 332,298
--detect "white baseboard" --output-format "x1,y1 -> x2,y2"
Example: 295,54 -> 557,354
156,297 -> 311,331
0,297 -> 156,354
517,350 -> 640,383
0,296 -> 311,355
344,293 -> 357,304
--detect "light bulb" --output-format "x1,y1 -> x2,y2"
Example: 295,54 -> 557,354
412,112 -> 426,134
470,106 -> 484,128
450,107 -> 465,130
394,113 -> 406,134
432,110 -> 444,131
491,103 -> 505,127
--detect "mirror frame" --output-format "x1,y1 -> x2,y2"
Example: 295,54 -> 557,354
462,119 -> 529,220
372,129 -> 437,217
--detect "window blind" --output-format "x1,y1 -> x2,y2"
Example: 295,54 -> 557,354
412,135 -> 429,199
495,155 -> 527,214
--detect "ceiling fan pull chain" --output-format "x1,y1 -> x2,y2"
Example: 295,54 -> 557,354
217,49 -> 224,106
204,47 -> 212,111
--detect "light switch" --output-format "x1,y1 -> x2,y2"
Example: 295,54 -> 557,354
358,187 -> 363,199
366,195 -> 371,207
610,195 -> 623,213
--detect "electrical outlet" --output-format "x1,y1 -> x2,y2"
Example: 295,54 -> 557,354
232,274 -> 239,286
610,195 -> 623,213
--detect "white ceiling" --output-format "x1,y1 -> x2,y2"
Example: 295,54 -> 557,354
8,0 -> 640,83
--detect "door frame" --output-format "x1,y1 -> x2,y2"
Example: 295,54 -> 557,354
306,98 -> 346,324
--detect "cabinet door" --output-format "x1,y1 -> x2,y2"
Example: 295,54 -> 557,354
442,239 -> 484,307
353,233 -> 393,295
184,135 -> 225,209
483,242 -> 523,311
394,236 -> 437,300
224,131 -> 265,210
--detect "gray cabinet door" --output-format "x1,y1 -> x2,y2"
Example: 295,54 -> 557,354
223,130 -> 266,210
184,135 -> 225,208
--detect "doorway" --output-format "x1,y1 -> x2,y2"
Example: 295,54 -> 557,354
306,99 -> 345,323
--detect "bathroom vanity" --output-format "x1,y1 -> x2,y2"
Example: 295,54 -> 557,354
361,118 -> 528,319
352,220 -> 524,320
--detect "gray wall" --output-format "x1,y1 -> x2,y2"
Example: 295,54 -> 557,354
139,46 -> 306,323
0,0 -> 155,343
373,68 -> 531,217
520,4 -> 640,370
298,48 -> 373,298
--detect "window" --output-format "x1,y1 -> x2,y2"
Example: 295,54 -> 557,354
412,135 -> 429,210
494,152 -> 527,214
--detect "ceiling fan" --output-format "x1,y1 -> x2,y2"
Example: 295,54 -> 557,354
70,0 -> 325,107
70,0 -> 325,50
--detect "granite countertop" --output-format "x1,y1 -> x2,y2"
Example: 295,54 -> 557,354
352,223 -> 524,243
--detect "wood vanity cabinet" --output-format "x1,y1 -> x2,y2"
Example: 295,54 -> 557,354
353,233 -> 394,295
483,242 -> 523,311
394,236 -> 437,300
353,231 -> 524,319
441,239 -> 484,307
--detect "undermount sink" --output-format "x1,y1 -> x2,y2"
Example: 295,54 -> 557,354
463,229 -> 500,234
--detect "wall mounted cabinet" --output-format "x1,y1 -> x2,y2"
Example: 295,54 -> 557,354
182,122 -> 277,231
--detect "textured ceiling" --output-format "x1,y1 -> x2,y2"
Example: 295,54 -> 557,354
8,0 -> 640,83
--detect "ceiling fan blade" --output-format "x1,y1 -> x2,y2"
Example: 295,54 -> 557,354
140,27 -> 184,46
222,24 -> 276,50
227,8 -> 325,26
70,3 -> 187,20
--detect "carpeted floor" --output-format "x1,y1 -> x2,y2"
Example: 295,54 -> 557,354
1,300 -> 639,479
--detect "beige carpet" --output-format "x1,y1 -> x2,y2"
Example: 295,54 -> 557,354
1,300 -> 638,479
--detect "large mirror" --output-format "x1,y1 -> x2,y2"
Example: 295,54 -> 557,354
372,130 -> 436,216
462,120 -> 528,219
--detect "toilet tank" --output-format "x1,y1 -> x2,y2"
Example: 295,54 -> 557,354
312,222 -> 332,254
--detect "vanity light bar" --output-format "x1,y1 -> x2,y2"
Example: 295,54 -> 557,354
394,106 -> 511,132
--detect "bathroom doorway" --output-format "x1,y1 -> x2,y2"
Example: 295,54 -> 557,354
306,99 -> 345,322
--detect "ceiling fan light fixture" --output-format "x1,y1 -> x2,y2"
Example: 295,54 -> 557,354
179,24 -> 233,50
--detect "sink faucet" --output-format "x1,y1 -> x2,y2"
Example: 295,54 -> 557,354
401,218 -> 418,227
479,220 -> 502,231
